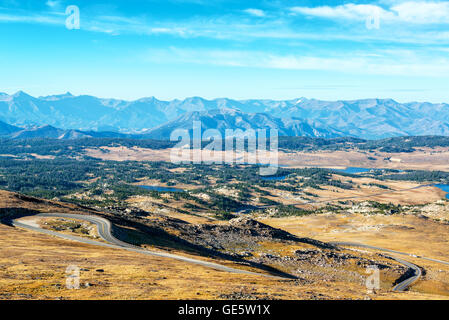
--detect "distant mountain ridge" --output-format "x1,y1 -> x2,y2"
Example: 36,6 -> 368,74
0,119 -> 135,140
1,91 -> 449,139
0,110 -> 343,140
0,120 -> 21,136
8,124 -> 92,140
144,109 -> 344,140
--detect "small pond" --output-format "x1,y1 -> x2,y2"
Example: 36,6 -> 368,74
139,186 -> 185,192
333,167 -> 373,174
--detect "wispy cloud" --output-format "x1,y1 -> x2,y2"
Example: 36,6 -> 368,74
1,1 -> 449,45
0,12 -> 62,24
391,1 -> 449,23
2,1 -> 449,102
65,12 -> 449,45
291,4 -> 389,21
243,8 -> 265,17
45,0 -> 60,9
291,1 -> 449,24
143,46 -> 449,77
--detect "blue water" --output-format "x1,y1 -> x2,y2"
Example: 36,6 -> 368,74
434,184 -> 449,199
261,175 -> 288,181
334,167 -> 372,174
139,186 -> 185,192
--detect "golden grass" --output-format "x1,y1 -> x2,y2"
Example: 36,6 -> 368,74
261,213 -> 449,298
1,189 -> 447,300
84,145 -> 449,172
0,223 -> 397,300
278,147 -> 449,171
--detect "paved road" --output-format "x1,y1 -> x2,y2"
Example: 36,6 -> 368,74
330,242 -> 422,292
236,183 -> 443,292
12,213 -> 287,280
331,241 -> 449,266
14,213 -> 444,292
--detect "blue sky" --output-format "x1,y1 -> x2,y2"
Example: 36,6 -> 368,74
1,0 -> 449,102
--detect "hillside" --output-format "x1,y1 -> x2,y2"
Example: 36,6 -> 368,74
0,120 -> 20,136
0,189 -> 439,300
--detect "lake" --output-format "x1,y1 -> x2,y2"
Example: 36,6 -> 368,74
261,175 -> 288,181
333,167 -> 404,174
434,184 -> 449,199
333,167 -> 373,174
139,185 -> 185,193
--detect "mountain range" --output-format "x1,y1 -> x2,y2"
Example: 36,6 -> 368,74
1,91 -> 449,140
0,110 -> 342,140
144,109 -> 344,140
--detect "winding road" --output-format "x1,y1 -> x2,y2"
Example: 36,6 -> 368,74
330,242 -> 423,292
236,183 -> 449,291
12,213 -> 434,292
12,213 -> 285,280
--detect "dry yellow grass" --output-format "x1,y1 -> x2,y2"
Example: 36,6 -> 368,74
1,189 -> 448,300
278,147 -> 449,171
260,213 -> 449,298
83,145 -> 449,172
307,179 -> 443,206
0,223 -> 374,300
2,223 -> 447,300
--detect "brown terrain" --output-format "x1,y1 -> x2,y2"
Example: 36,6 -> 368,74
2,143 -> 449,300
85,146 -> 449,171
2,189 -> 447,300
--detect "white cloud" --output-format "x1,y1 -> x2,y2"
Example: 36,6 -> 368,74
1,2 -> 449,44
0,12 -> 61,24
291,1 -> 449,24
144,47 -> 449,77
45,1 -> 60,9
391,1 -> 449,23
291,4 -> 391,21
243,8 -> 265,17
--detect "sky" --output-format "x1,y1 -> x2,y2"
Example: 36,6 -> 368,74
0,0 -> 449,102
